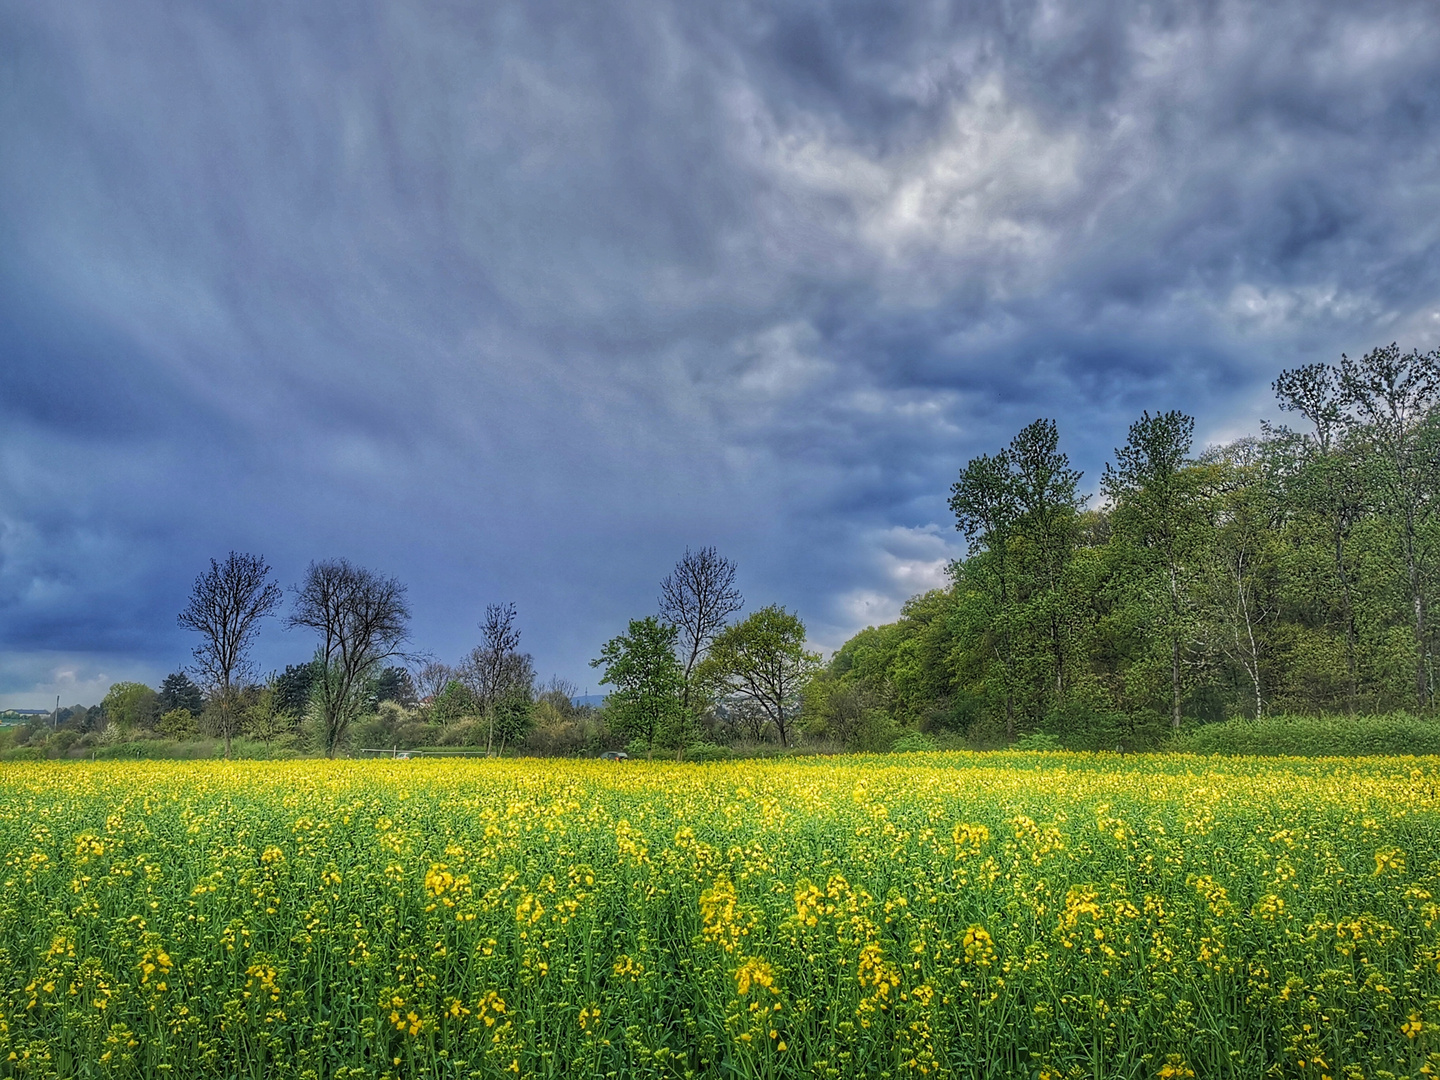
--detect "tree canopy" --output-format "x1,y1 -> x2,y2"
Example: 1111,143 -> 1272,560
591,617 -> 687,755
700,606 -> 819,748
816,344 -> 1440,750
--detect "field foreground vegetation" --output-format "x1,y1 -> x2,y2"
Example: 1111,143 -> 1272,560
1,755 -> 1438,1079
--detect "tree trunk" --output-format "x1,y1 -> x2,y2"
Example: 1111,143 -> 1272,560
1169,562 -> 1182,730
1414,584 -> 1429,710
1051,604 -> 1064,704
1226,547 -> 1264,719
1171,635 -> 1182,731
992,639 -> 1014,742
681,642 -> 701,713
222,684 -> 233,760
1404,509 -> 1429,710
774,691 -> 790,748
1333,529 -> 1359,713
1236,565 -> 1263,719
998,552 -> 1015,742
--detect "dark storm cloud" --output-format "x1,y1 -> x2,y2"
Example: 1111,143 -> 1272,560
2,0 -> 1439,704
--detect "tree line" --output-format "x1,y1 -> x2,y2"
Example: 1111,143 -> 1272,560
806,343 -> 1440,750
18,342 -> 1436,760
12,548 -> 821,760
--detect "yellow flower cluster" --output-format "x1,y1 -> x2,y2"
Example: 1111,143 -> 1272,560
733,956 -> 777,997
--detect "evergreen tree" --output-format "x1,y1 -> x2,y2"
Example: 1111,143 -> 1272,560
158,672 -> 205,716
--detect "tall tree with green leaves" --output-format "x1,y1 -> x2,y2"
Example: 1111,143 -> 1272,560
157,671 -> 205,717
101,682 -> 158,736
1007,419 -> 1085,710
949,450 -> 1021,737
1199,438 -> 1281,718
373,666 -> 417,707
1102,411 -> 1208,730
430,679 -> 478,726
699,606 -> 819,748
1274,363 -> 1367,709
1337,344 -> 1440,709
274,660 -> 321,718
591,617 -> 687,756
948,420 -> 1083,737
490,689 -> 535,756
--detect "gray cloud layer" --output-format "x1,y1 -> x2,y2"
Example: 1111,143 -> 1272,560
2,0 -> 1438,705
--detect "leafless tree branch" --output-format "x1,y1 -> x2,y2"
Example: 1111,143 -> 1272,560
287,559 -> 410,757
177,551 -> 282,758
659,547 -> 742,708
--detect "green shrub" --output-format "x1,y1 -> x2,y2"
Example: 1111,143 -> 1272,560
90,740 -> 210,761
890,731 -> 937,754
1173,713 -> 1440,757
847,710 -> 899,752
684,743 -> 732,762
434,720 -> 484,748
348,716 -> 390,751
45,730 -> 79,758
523,716 -> 585,756
157,708 -> 199,739
1042,703 -> 1170,751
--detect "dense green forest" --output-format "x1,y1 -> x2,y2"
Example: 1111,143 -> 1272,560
805,344 -> 1440,749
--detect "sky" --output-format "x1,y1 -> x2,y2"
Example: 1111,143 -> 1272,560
2,1 -> 1439,708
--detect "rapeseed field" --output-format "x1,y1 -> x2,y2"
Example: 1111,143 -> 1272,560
1,753 -> 1437,1078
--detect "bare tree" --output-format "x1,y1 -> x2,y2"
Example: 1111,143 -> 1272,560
542,675 -> 579,702
460,603 -> 535,754
659,547 -> 743,709
732,700 -> 774,743
177,551 -> 282,759
413,660 -> 454,705
287,559 -> 410,757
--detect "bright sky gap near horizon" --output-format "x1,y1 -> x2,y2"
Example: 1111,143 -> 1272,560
2,2 -> 1439,709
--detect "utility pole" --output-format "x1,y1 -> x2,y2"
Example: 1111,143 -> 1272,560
52,694 -> 59,730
